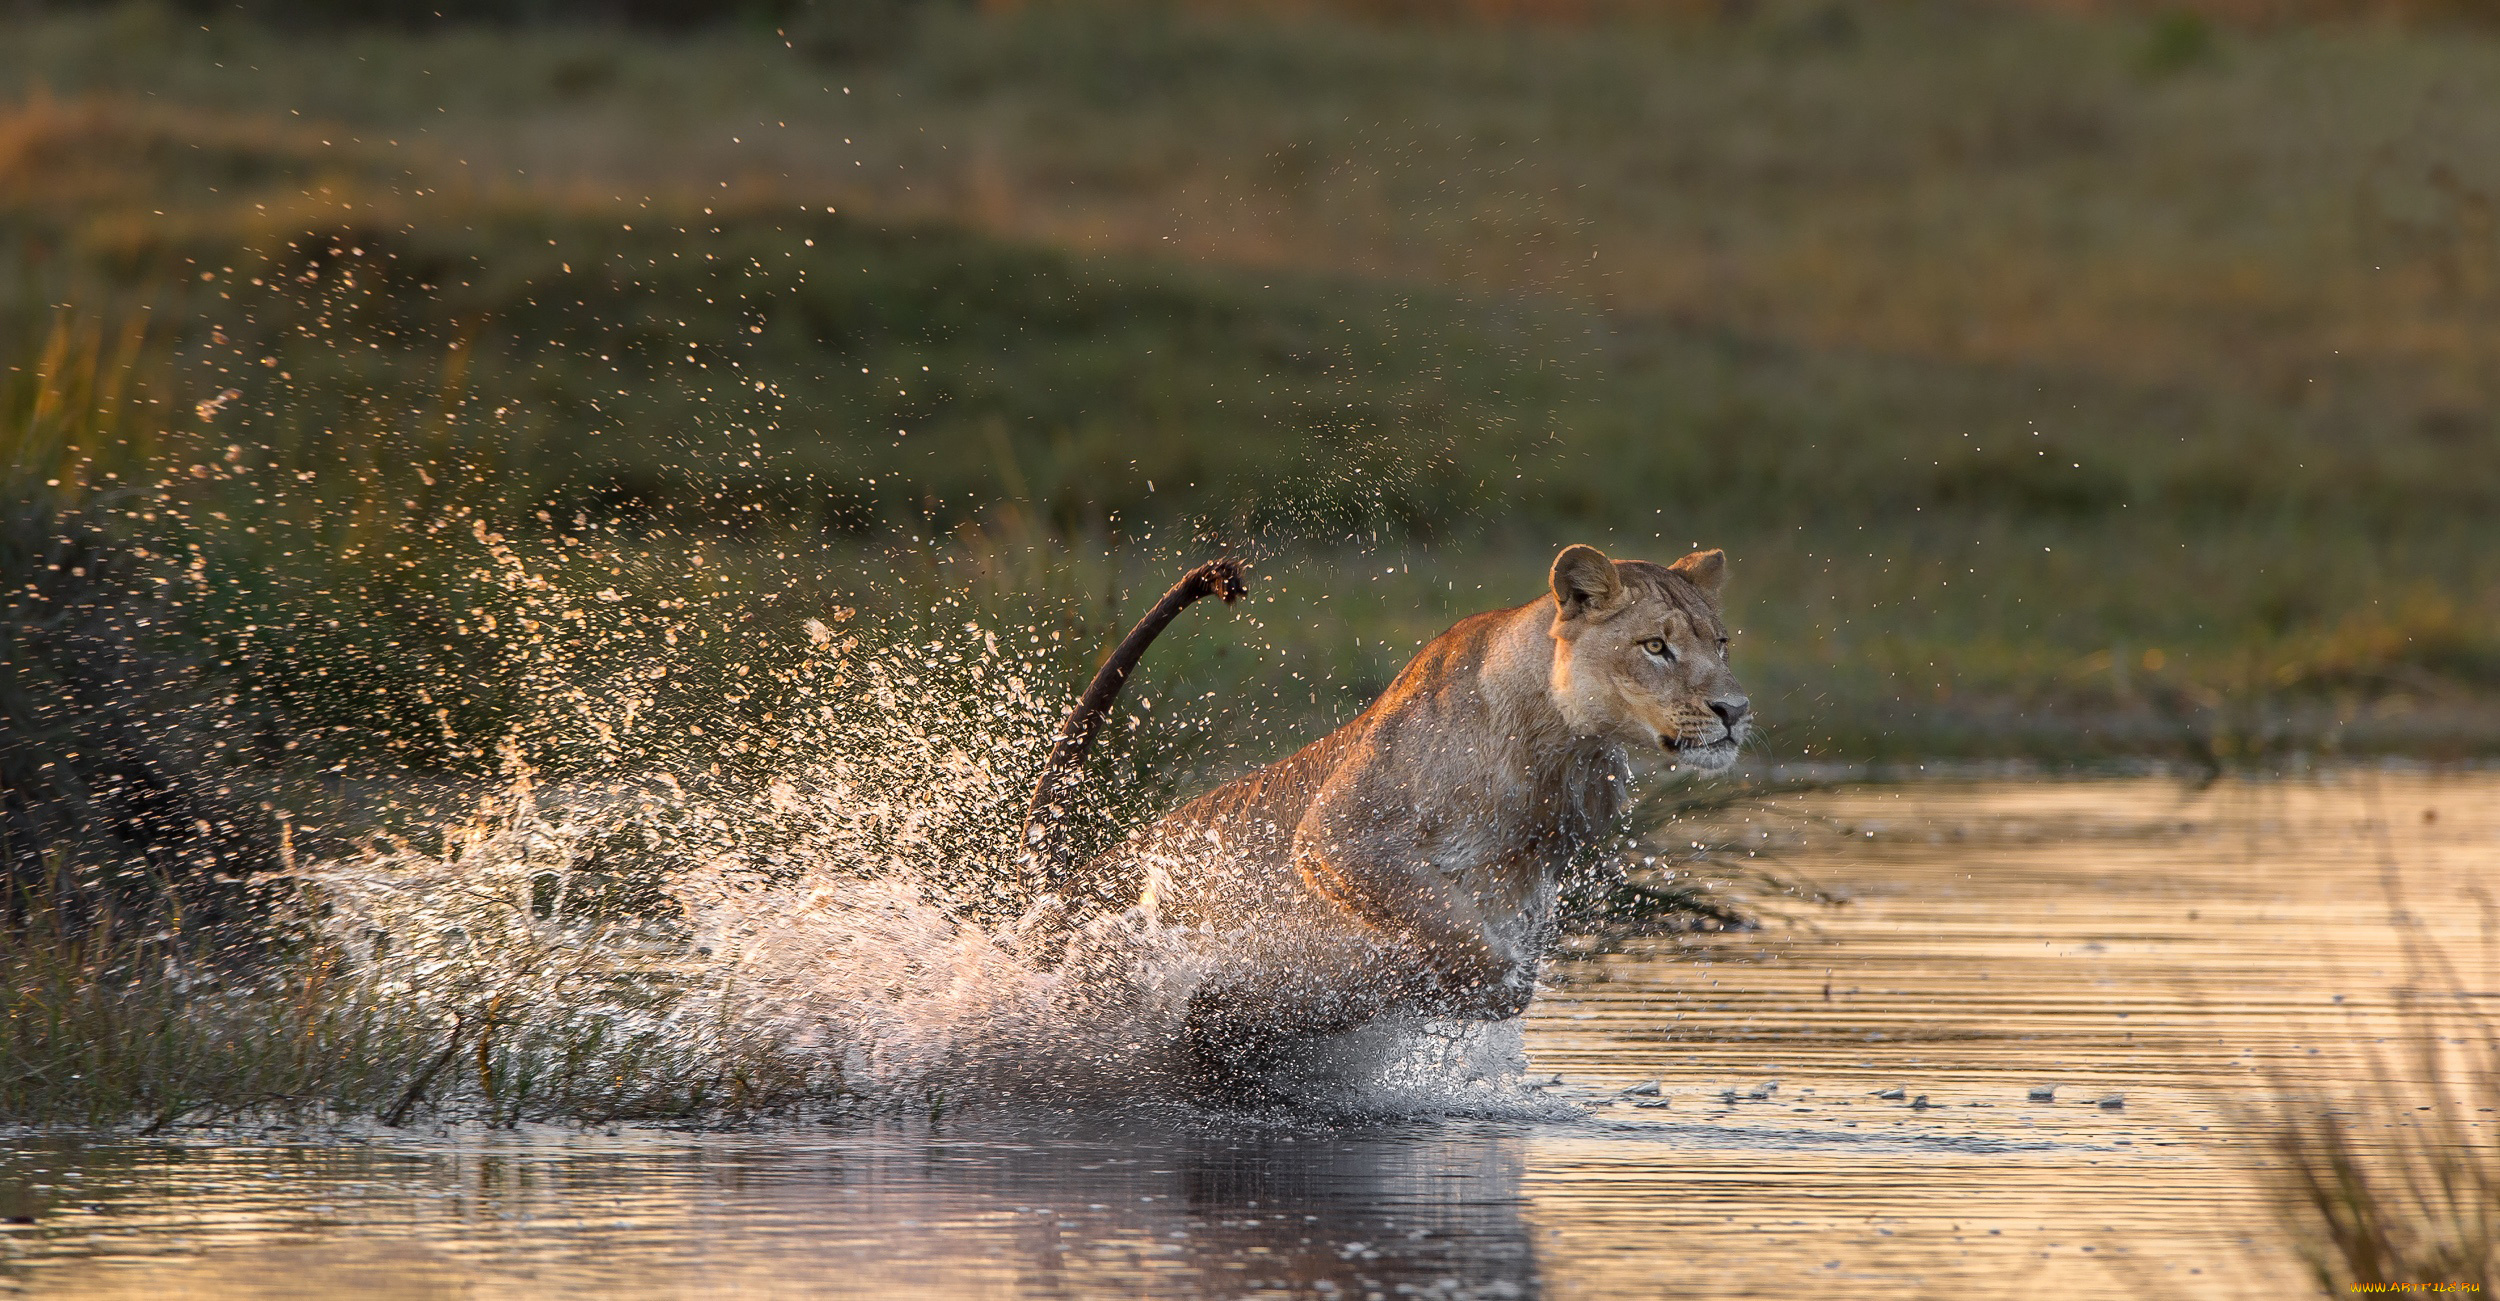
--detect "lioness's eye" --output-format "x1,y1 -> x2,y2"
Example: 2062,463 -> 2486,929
1640,637 -> 1672,660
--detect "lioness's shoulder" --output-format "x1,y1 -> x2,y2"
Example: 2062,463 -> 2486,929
1374,604 -> 1529,703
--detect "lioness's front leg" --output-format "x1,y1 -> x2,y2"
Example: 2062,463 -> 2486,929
1289,767 -> 1537,1021
1292,845 -> 1533,1020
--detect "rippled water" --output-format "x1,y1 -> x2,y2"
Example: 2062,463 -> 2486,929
5,773 -> 2492,1299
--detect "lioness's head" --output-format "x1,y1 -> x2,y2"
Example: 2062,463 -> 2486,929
1544,543 -> 1751,773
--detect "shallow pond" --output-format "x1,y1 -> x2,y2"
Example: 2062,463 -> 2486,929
4,773 -> 2491,1298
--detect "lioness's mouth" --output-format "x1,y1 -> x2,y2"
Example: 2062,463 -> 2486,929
1662,732 -> 1742,771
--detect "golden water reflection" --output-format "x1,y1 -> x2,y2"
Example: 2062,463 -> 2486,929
5,773 -> 2489,1298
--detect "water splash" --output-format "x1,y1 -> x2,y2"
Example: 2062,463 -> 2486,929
3,261 -> 1546,1122
277,534 -> 1541,1120
294,768 -> 1544,1118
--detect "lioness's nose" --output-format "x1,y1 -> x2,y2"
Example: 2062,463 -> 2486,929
1710,696 -> 1751,730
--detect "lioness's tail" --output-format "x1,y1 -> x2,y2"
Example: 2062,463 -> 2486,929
1018,557 -> 1246,905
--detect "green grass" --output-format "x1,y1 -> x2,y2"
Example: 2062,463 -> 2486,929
6,0 -> 2500,1161
3,0 -> 2500,924
4,1 -> 2493,770
4,0 -> 2497,1130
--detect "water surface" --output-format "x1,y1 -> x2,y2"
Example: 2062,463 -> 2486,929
6,773 -> 2490,1298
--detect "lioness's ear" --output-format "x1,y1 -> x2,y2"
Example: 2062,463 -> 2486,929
1670,548 -> 1727,597
1550,544 -> 1624,619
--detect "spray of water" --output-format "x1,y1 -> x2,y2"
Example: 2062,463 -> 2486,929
267,524 -> 1543,1121
2,190 -> 1554,1124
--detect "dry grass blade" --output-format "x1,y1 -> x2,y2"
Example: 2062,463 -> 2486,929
2257,885 -> 2498,1294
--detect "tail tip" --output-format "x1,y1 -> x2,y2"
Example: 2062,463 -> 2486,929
1200,557 -> 1247,605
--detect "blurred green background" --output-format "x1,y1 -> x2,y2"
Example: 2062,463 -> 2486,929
9,0 -> 2500,897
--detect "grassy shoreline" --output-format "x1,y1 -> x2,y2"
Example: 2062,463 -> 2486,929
3,27 -> 2494,1297
5,2 -> 2495,774
4,1 -> 2500,1137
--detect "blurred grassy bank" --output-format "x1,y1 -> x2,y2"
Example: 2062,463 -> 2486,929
6,0 -> 2500,825
6,0 -> 2500,1130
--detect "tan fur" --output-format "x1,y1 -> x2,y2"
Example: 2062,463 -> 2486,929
1061,545 -> 1751,1076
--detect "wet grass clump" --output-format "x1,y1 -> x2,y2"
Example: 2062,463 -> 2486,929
0,864 -> 853,1132
0,891 -> 423,1131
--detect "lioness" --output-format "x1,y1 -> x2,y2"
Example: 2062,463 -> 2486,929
1021,544 -> 1749,1086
